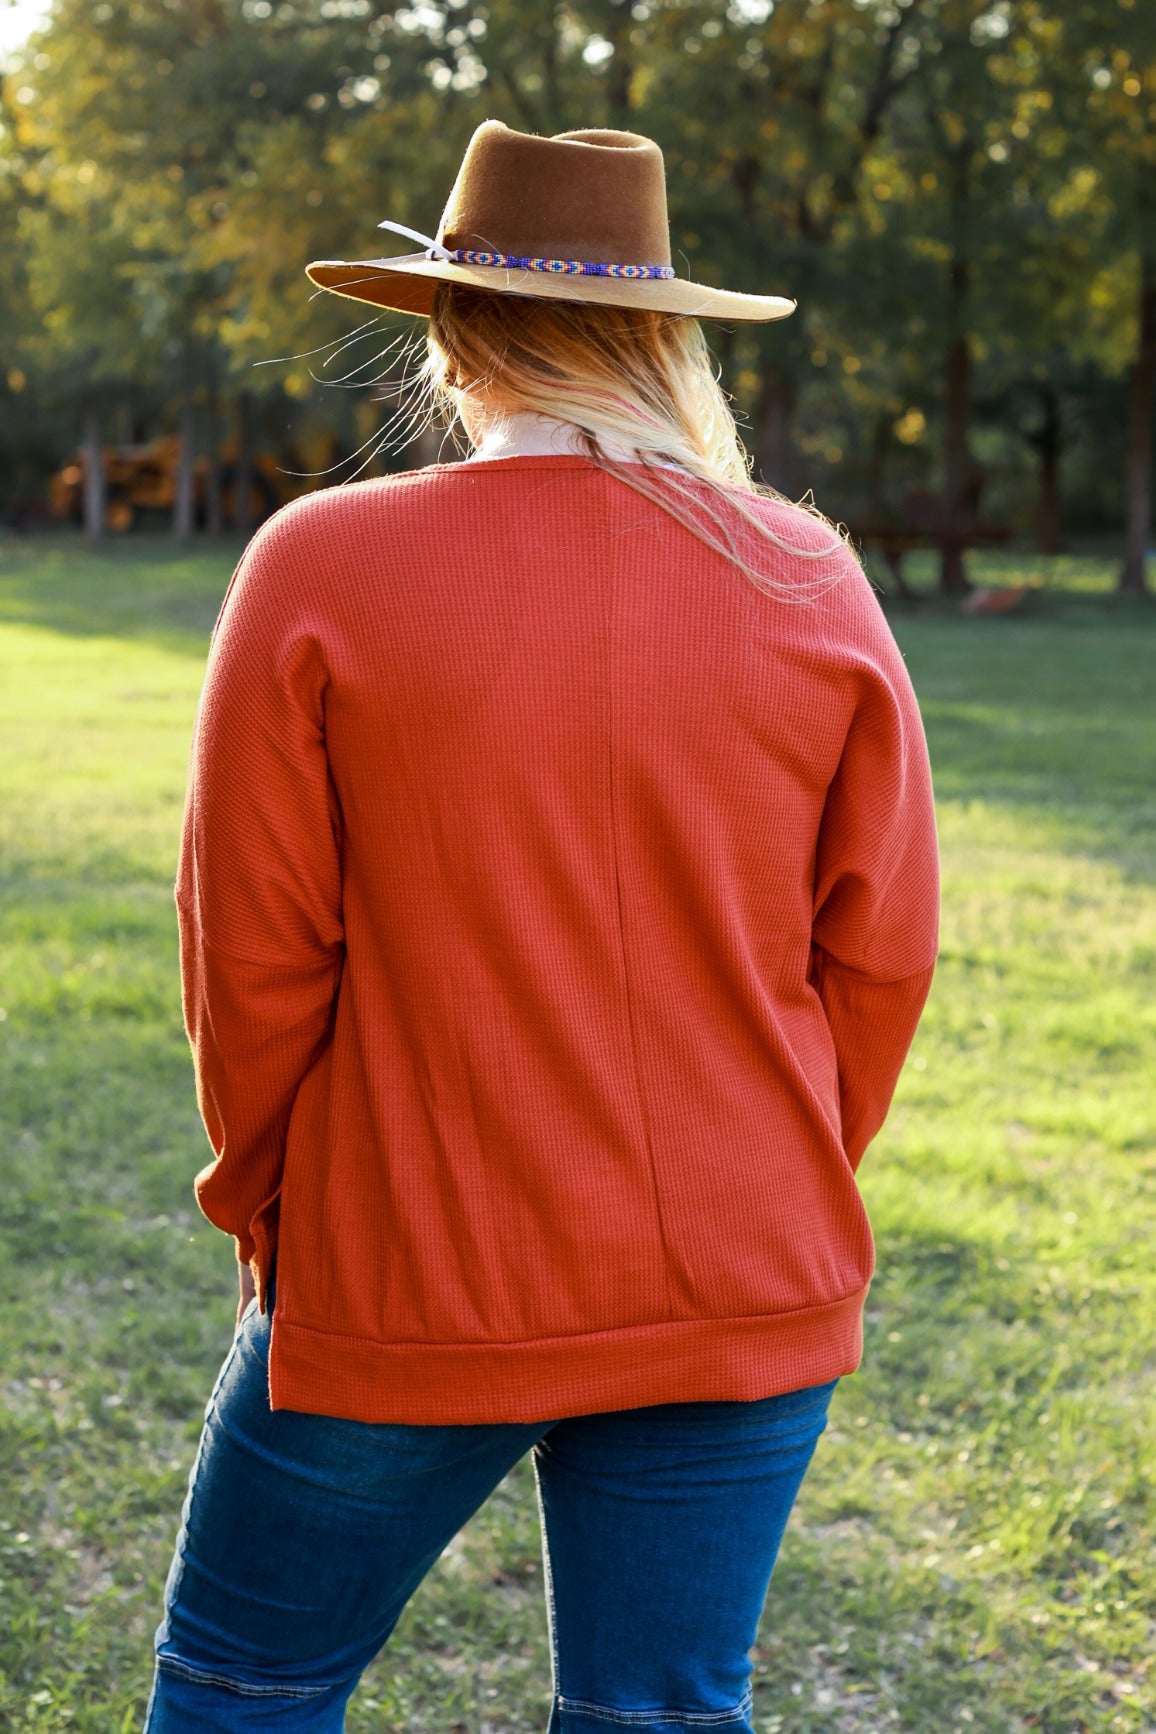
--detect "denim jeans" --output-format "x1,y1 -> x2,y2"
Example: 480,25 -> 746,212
146,1295 -> 836,1733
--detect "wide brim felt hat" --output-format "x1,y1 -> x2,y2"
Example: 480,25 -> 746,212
306,120 -> 795,324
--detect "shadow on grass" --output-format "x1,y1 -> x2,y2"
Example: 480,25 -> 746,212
746,1217 -> 1153,1730
0,533 -> 239,655
884,603 -> 1156,881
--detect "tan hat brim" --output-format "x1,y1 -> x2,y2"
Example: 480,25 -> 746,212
305,253 -> 795,323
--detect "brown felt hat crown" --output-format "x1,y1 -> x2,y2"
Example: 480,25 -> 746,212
307,119 -> 795,323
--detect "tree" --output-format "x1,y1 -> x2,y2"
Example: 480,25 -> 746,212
618,0 -> 926,493
4,0 -> 1152,574
8,0 -> 406,524
1055,0 -> 1156,594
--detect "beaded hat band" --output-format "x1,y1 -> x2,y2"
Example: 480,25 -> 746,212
448,249 -> 676,282
373,227 -> 678,281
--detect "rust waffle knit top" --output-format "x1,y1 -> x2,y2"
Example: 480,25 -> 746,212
176,456 -> 939,1424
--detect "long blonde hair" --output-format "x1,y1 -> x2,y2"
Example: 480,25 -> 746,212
423,284 -> 852,600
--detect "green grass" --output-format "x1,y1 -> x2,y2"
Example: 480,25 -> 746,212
0,532 -> 1153,1733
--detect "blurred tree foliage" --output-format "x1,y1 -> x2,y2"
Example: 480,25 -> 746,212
0,0 -> 1152,590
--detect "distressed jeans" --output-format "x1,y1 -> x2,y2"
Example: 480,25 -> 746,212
146,1295 -> 836,1733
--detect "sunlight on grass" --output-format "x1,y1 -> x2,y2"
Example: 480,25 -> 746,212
0,534 -> 1153,1732
864,547 -> 1122,597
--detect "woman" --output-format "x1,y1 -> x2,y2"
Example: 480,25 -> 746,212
148,121 -> 939,1732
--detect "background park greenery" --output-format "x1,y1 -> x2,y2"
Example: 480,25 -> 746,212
0,539 -> 1153,1730
0,0 -> 1154,591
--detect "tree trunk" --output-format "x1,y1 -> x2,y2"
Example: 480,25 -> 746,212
712,324 -> 735,397
235,390 -> 255,538
940,258 -> 971,594
866,411 -> 914,598
542,2 -> 559,125
866,409 -> 890,521
603,0 -> 632,122
204,376 -> 223,537
1036,382 -> 1062,556
82,408 -> 105,546
754,363 -> 796,494
173,392 -> 196,541
1119,256 -> 1154,596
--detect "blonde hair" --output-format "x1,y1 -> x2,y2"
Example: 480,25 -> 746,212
423,284 -> 852,600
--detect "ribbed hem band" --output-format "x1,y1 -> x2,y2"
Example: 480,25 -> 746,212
267,1290 -> 868,1425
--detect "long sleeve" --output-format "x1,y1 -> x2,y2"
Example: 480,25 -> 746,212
175,514 -> 345,1284
810,622 -> 939,1170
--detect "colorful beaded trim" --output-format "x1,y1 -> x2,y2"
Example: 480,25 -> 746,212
449,249 -> 675,281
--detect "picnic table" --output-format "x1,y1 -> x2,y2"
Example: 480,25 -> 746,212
853,490 -> 1012,595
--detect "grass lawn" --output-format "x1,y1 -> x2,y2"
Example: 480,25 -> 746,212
0,532 -> 1153,1733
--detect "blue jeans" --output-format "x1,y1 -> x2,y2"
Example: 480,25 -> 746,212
146,1297 -> 836,1733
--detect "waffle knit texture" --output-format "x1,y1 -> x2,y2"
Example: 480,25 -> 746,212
176,457 -> 939,1425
